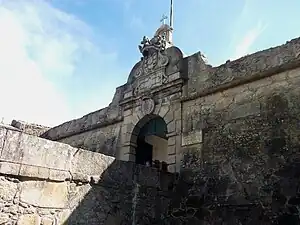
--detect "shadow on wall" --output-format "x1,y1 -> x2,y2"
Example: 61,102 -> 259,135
64,160 -> 178,225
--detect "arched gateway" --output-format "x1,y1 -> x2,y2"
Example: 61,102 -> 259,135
118,19 -> 185,172
133,115 -> 168,166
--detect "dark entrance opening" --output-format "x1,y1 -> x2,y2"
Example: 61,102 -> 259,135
134,116 -> 167,166
135,137 -> 153,166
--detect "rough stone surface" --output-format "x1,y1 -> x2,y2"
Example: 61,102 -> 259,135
20,181 -> 68,208
71,149 -> 115,182
11,120 -> 50,136
59,123 -> 121,157
17,214 -> 41,225
0,176 -> 18,202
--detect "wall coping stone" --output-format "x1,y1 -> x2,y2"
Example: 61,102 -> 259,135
0,127 -> 175,188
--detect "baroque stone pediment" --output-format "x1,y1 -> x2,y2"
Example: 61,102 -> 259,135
124,35 -> 184,101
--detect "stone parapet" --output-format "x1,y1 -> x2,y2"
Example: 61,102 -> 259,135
0,126 -> 174,187
184,37 -> 300,100
0,126 -> 112,183
40,107 -> 122,141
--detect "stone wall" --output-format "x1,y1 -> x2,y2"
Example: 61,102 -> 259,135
175,66 -> 300,223
0,125 -> 178,225
40,104 -> 122,157
181,66 -> 300,149
57,123 -> 121,157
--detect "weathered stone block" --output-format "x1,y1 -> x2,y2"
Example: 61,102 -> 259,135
0,161 -> 20,176
49,169 -> 71,181
121,153 -> 135,162
123,109 -> 132,117
0,177 -> 18,202
123,90 -> 133,99
1,129 -> 76,172
175,120 -> 181,133
164,111 -> 174,124
228,101 -> 261,120
19,165 -> 50,179
168,136 -> 176,146
1,129 -> 23,162
167,120 -> 176,133
168,145 -> 176,155
20,134 -> 76,171
41,217 -> 53,225
123,115 -> 132,125
20,181 -> 68,208
159,105 -> 170,118
0,213 -> 9,224
182,130 -> 203,146
17,214 -> 41,225
71,173 -> 90,183
167,155 -> 176,164
120,145 -> 135,155
71,149 -> 114,179
0,127 -> 6,153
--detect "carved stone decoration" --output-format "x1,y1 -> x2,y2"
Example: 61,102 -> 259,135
135,66 -> 143,78
143,51 -> 158,74
141,97 -> 155,115
133,81 -> 141,96
126,33 -> 178,98
138,35 -> 166,57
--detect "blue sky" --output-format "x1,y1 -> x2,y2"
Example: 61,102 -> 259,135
0,0 -> 300,126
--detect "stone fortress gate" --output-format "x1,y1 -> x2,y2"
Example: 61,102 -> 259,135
41,5 -> 300,175
119,20 -> 184,171
42,8 -> 190,173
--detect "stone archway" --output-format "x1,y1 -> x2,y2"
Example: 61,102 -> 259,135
131,115 -> 168,168
120,101 -> 181,172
